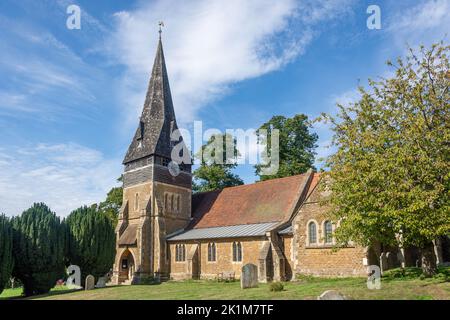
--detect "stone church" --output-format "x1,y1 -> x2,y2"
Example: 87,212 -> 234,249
112,36 -> 449,285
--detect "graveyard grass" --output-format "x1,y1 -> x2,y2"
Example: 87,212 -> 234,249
1,268 -> 449,300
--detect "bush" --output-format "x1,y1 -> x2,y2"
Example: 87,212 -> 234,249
64,206 -> 116,285
12,203 -> 65,296
0,214 -> 13,294
137,275 -> 159,285
269,282 -> 284,292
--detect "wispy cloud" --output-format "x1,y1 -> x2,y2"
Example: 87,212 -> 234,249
387,0 -> 450,47
107,0 -> 355,128
0,143 -> 122,217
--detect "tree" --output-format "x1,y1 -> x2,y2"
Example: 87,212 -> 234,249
98,184 -> 123,225
65,206 -> 116,285
12,203 -> 65,296
322,43 -> 450,276
193,133 -> 244,193
98,175 -> 123,225
254,114 -> 318,181
0,214 -> 13,294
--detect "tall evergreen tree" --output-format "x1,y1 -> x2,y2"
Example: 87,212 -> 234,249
12,203 -> 65,296
254,114 -> 318,181
0,214 -> 13,294
65,206 -> 116,284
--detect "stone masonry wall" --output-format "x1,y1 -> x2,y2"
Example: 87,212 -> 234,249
292,183 -> 367,277
168,237 -> 266,280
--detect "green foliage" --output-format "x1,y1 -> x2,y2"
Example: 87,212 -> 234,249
269,282 -> 284,292
98,187 -> 123,225
322,43 -> 450,274
12,203 -> 65,296
382,267 -> 423,280
98,176 -> 123,225
254,114 -> 318,181
0,214 -> 13,294
65,206 -> 116,285
193,133 -> 244,193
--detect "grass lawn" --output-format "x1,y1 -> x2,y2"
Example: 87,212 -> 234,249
1,268 -> 449,300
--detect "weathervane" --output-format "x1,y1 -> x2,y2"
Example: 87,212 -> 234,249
158,21 -> 164,38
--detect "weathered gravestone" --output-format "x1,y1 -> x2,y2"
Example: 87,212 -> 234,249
95,277 -> 107,288
380,252 -> 388,274
241,263 -> 258,289
85,275 -> 95,290
386,252 -> 400,269
317,290 -> 346,300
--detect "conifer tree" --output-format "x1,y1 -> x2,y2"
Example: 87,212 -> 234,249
0,214 -> 13,294
65,206 -> 116,284
12,203 -> 65,296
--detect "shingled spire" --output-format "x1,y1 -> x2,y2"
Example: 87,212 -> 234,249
123,36 -> 178,164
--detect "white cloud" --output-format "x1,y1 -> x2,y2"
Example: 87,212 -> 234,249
107,0 -> 355,128
0,143 -> 122,217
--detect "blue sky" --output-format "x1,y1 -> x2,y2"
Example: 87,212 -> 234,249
0,0 -> 448,216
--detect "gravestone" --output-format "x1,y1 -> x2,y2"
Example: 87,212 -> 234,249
386,252 -> 400,269
317,290 -> 346,300
241,263 -> 258,289
95,277 -> 107,288
380,252 -> 388,274
85,275 -> 95,290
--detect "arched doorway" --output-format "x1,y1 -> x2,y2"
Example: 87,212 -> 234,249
119,249 -> 135,284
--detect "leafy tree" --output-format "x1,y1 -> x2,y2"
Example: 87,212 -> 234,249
98,176 -> 123,225
193,133 -> 244,193
65,206 -> 116,285
12,203 -> 65,296
254,114 -> 318,181
322,43 -> 450,276
0,214 -> 13,294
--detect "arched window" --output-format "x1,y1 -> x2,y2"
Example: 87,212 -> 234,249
170,194 -> 175,211
232,242 -> 242,262
177,195 -> 181,212
324,221 -> 333,244
308,222 -> 317,245
175,244 -> 186,262
208,243 -> 216,262
134,193 -> 139,211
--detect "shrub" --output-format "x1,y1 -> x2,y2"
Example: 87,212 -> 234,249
12,203 -> 65,296
0,214 -> 13,294
64,206 -> 116,285
269,282 -> 284,292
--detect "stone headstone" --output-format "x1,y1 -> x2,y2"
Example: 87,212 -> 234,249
85,275 -> 95,290
95,276 -> 107,288
241,263 -> 258,289
386,252 -> 400,269
380,252 -> 388,274
317,290 -> 346,300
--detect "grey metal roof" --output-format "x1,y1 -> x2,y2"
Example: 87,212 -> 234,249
166,222 -> 278,241
278,225 -> 293,235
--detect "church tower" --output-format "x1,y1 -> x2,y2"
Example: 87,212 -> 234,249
112,33 -> 192,284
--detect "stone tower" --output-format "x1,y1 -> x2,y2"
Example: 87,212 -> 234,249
112,35 -> 192,284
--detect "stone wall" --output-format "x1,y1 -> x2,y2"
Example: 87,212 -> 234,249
168,237 -> 266,280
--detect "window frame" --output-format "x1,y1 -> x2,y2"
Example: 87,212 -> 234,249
324,220 -> 333,244
232,242 -> 242,262
308,221 -> 317,245
207,243 -> 216,262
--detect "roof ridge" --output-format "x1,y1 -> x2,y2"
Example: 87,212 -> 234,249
206,172 -> 312,193
192,221 -> 279,230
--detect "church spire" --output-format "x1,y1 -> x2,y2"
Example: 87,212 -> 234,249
123,29 -> 178,165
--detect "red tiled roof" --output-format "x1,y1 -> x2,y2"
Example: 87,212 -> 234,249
190,173 -> 312,229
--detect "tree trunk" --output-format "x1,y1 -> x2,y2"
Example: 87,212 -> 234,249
421,243 -> 437,276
